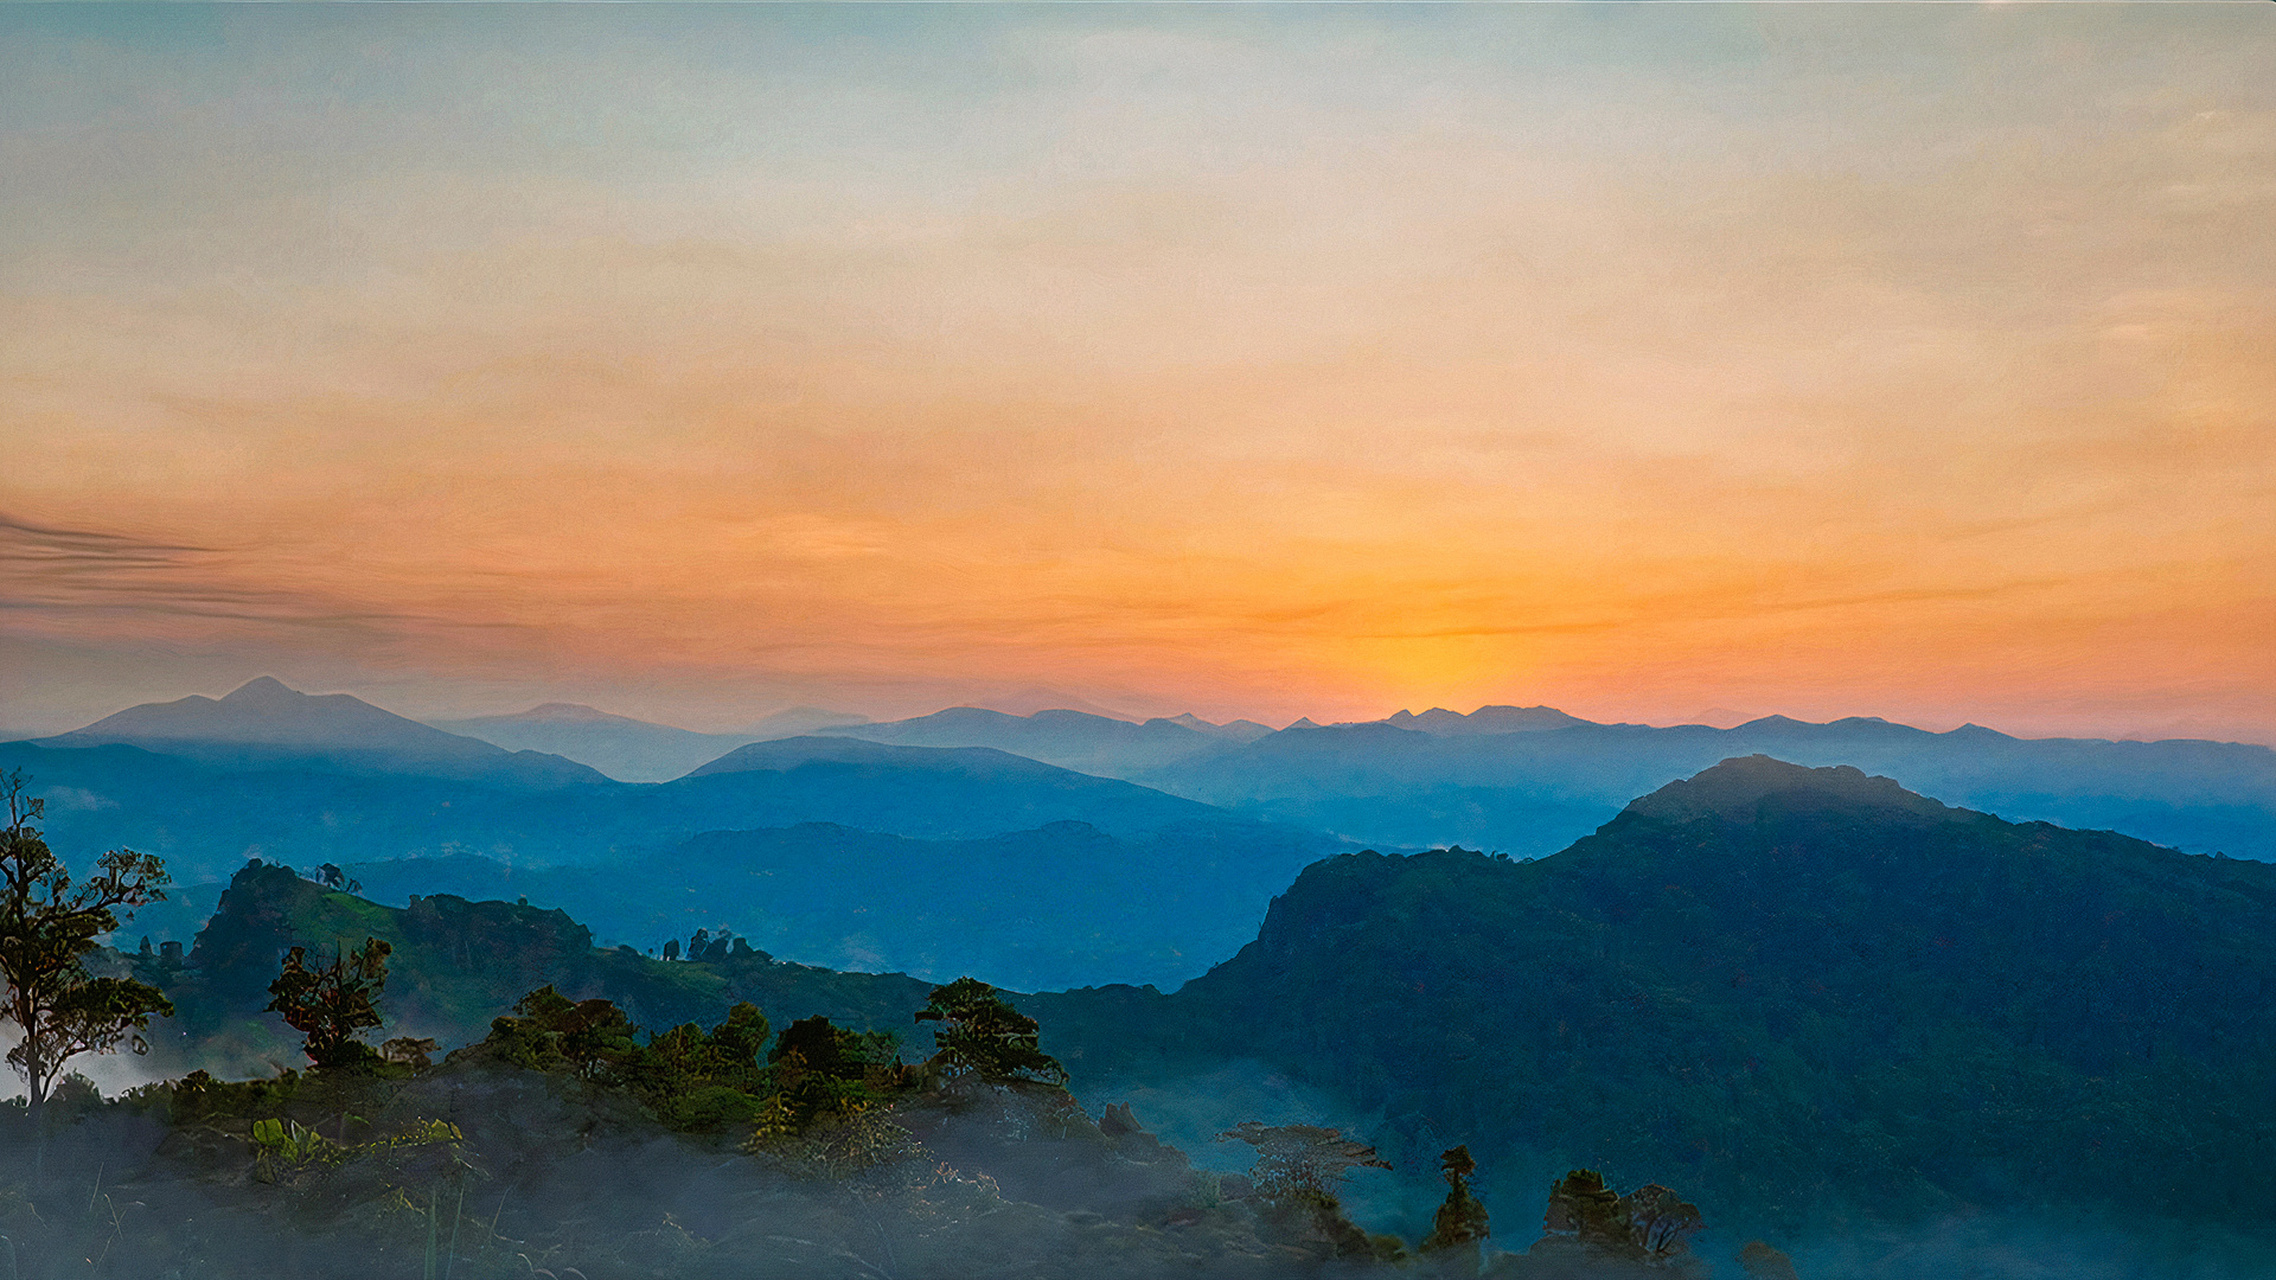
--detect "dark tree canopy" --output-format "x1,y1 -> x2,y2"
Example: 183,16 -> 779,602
1543,1168 -> 1706,1262
0,770 -> 173,1119
1420,1144 -> 1491,1254
266,936 -> 392,1069
914,976 -> 1067,1085
1543,1169 -> 1627,1248
1619,1182 -> 1705,1260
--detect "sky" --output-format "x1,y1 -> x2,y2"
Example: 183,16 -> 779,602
3,4 -> 2272,743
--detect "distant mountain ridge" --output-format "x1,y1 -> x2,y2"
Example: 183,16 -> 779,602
46,677 -> 605,790
817,706 -> 1270,776
428,702 -> 763,783
1136,709 -> 2276,861
345,808 -> 1341,992
739,700 -> 2276,860
3,723 -> 1334,890
1378,704 -> 1591,734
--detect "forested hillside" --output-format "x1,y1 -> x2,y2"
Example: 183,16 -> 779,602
1035,757 -> 2276,1232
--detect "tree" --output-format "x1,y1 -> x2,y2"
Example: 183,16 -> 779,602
482,985 -> 643,1079
1420,1144 -> 1492,1256
0,771 -> 174,1126
1618,1182 -> 1704,1260
1543,1169 -> 1705,1265
913,976 -> 1067,1084
1543,1169 -> 1627,1249
1217,1121 -> 1391,1258
266,936 -> 392,1069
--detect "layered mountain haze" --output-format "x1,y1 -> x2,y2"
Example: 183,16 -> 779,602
49,753 -> 2276,1277
1379,705 -> 1591,735
345,814 -> 1336,992
1137,709 -> 2276,861
819,706 -> 1272,777
47,677 -> 605,789
426,702 -> 763,784
719,699 -> 2276,861
4,681 -> 1348,990
680,736 -> 1245,839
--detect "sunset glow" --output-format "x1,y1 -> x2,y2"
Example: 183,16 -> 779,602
4,4 -> 2271,740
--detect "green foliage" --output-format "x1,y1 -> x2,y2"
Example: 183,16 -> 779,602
915,976 -> 1067,1085
249,1111 -> 464,1184
467,987 -> 904,1137
479,985 -> 643,1078
766,1014 -> 902,1130
640,1002 -> 778,1130
0,770 -> 174,1115
267,936 -> 393,1069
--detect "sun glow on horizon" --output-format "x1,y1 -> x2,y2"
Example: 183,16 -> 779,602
2,4 -> 2271,744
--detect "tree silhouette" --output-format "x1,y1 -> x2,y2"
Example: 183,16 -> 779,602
1543,1169 -> 1628,1249
1217,1121 -> 1391,1258
1619,1182 -> 1705,1260
1420,1144 -> 1492,1255
913,976 -> 1066,1084
0,771 -> 174,1127
266,936 -> 392,1069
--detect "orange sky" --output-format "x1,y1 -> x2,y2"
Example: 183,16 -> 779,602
3,5 -> 2271,741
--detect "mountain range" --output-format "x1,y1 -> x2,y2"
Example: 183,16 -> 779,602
118,752 -> 2276,1267
6,680 -> 1345,991
429,702 -> 870,783
46,676 -> 606,789
813,703 -> 2276,861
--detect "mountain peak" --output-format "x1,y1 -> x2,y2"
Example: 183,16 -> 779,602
1622,755 -> 1962,825
52,678 -> 604,789
219,675 -> 298,702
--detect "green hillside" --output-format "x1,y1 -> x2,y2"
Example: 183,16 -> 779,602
1034,756 -> 2276,1233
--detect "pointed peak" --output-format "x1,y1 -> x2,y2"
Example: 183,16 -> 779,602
514,703 -> 623,723
1735,714 -> 1815,730
1283,717 -> 1321,730
1623,755 -> 1962,825
221,676 -> 300,702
